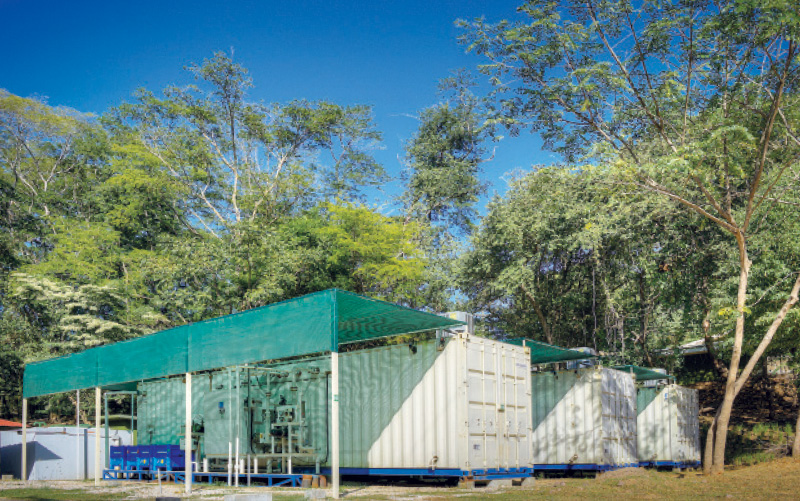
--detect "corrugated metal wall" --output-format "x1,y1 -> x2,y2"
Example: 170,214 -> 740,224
530,367 -> 637,466
137,334 -> 532,471
637,384 -> 700,464
137,374 -> 208,447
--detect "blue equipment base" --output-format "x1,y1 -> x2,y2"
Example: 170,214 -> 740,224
306,466 -> 533,480
638,460 -> 700,469
533,463 -> 639,472
103,469 -> 303,487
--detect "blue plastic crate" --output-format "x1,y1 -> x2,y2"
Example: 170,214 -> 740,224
109,445 -> 127,469
136,445 -> 153,470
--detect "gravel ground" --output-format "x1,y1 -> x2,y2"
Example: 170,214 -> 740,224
0,478 -> 511,500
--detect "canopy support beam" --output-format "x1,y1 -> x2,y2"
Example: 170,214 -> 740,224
76,390 -> 81,480
185,372 -> 192,494
94,388 -> 101,486
21,399 -> 27,482
331,351 -> 339,499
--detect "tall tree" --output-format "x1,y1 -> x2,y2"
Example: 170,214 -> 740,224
461,0 -> 800,472
109,52 -> 386,236
403,75 -> 490,234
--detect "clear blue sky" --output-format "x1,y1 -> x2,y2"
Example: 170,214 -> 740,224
1,0 -> 553,210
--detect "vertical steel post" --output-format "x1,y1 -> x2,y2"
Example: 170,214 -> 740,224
131,393 -> 135,440
104,393 -> 109,469
76,390 -> 81,480
331,351 -> 340,499
185,372 -> 192,494
21,399 -> 27,482
94,388 -> 101,486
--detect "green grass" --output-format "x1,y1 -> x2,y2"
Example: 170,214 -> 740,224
725,422 -> 794,467
0,488 -> 127,500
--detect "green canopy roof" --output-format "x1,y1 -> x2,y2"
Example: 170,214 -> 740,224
23,289 -> 464,398
505,338 -> 596,365
613,365 -> 674,382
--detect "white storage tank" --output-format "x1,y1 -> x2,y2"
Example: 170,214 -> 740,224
637,384 -> 701,467
530,367 -> 638,470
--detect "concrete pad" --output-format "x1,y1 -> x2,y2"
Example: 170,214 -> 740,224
304,489 -> 327,499
485,479 -> 513,491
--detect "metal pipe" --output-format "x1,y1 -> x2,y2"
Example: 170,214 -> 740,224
185,372 -> 192,494
21,399 -> 27,482
227,442 -> 232,486
235,437 -> 240,487
94,388 -> 101,486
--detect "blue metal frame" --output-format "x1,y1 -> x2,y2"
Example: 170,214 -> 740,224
103,469 -> 303,487
533,463 -> 639,472
306,466 -> 533,480
638,460 -> 700,469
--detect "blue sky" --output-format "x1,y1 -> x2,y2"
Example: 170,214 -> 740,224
1,0 -> 553,211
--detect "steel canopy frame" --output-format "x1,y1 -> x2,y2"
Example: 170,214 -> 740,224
22,289 -> 464,398
20,289 -> 464,497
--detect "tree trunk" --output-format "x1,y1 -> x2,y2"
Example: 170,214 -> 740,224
704,414 -> 717,474
520,284 -> 553,344
793,405 -> 800,458
711,234 -> 750,473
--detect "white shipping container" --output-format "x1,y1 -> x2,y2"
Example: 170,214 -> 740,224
139,333 -> 533,473
530,367 -> 638,467
338,333 -> 533,471
637,384 -> 701,466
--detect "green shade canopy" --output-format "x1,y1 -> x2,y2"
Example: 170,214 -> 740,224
23,289 -> 464,398
505,338 -> 596,365
613,365 -> 674,382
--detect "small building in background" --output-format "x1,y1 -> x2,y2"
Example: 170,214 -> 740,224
0,427 -> 132,480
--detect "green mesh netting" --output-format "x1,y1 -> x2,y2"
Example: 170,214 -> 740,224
23,289 -> 464,398
613,365 -> 674,382
505,338 -> 595,364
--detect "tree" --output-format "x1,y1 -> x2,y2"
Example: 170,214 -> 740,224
403,75 -> 490,234
0,90 -> 94,218
318,203 -> 427,304
109,52 -> 386,236
461,0 -> 800,472
460,165 -> 721,360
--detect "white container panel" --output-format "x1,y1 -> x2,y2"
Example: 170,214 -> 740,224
356,334 -> 530,470
531,367 -> 637,466
637,384 -> 700,464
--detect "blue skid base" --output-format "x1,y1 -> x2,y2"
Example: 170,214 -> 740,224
103,469 -> 302,487
534,463 -> 639,472
307,466 -> 533,480
639,460 -> 700,469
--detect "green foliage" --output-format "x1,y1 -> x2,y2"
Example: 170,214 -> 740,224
460,165 -> 724,363
403,75 -> 489,234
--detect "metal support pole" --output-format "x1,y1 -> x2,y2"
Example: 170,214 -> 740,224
94,388 -> 101,486
21,399 -> 27,482
227,442 -> 232,486
331,351 -> 340,499
185,372 -> 192,495
131,393 -> 135,439
104,393 -> 109,469
76,390 -> 81,480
